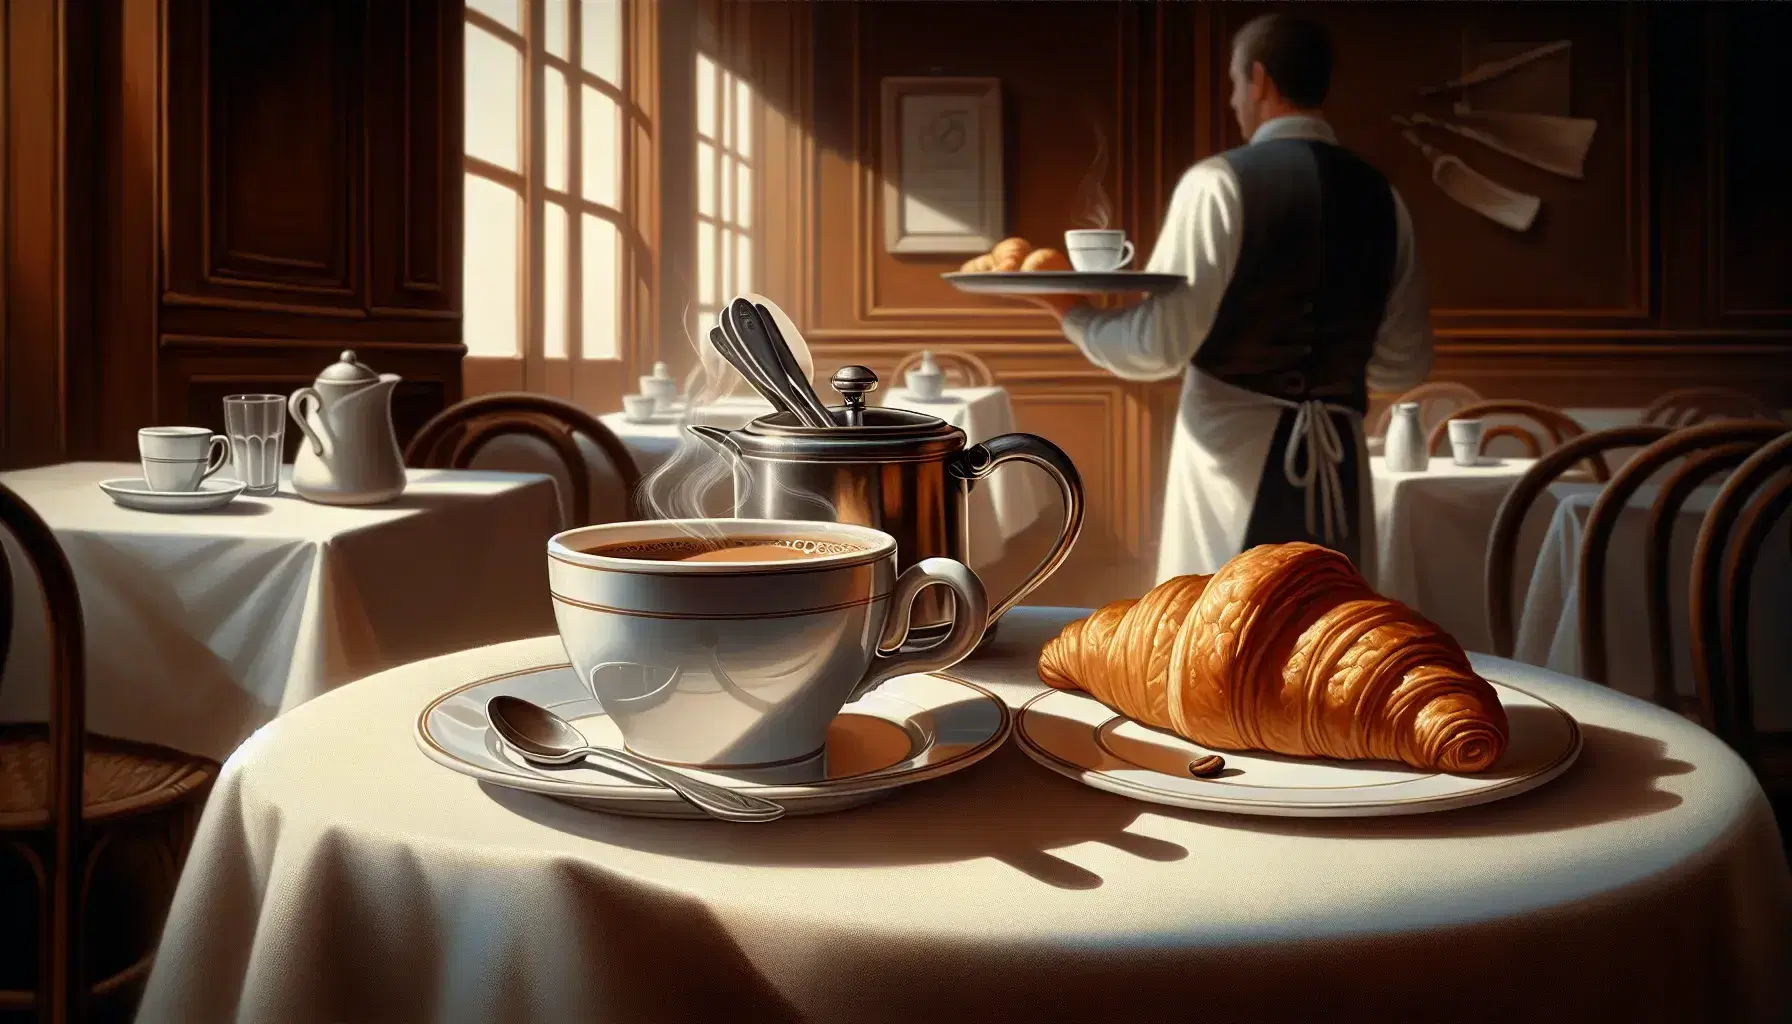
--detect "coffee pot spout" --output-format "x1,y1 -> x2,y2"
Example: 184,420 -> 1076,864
686,424 -> 741,459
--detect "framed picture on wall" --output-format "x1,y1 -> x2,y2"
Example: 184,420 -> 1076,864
880,77 -> 1004,255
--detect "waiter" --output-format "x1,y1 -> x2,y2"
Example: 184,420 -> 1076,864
1034,13 -> 1433,586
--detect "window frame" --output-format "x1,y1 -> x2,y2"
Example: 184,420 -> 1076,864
462,0 -> 657,408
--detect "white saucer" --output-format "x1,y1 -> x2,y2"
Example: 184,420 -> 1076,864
1015,674 -> 1581,818
98,477 -> 246,513
415,664 -> 1011,818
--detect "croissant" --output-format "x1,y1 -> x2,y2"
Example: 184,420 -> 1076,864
990,237 -> 1032,271
1038,543 -> 1509,773
1021,247 -> 1069,272
960,254 -> 996,272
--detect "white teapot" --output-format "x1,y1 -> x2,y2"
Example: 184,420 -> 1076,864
288,350 -> 408,505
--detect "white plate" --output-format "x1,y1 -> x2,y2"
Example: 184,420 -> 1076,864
942,271 -> 1185,296
1015,677 -> 1581,818
98,477 -> 246,513
416,664 -> 1011,818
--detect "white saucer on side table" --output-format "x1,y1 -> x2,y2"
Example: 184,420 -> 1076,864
98,477 -> 247,513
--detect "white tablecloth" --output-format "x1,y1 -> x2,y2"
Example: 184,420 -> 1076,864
141,608 -> 1791,1023
0,462 -> 561,761
1372,456 -> 1598,653
605,387 -> 1044,571
1516,484 -> 1792,729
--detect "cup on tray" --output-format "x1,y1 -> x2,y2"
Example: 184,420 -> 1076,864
138,427 -> 229,492
621,395 -> 659,423
223,394 -> 287,496
1064,229 -> 1136,272
547,518 -> 990,782
1448,418 -> 1487,467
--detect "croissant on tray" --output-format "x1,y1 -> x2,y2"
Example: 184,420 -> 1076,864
1037,543 -> 1510,773
959,238 -> 1070,273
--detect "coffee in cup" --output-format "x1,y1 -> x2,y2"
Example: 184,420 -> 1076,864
548,518 -> 989,779
138,427 -> 229,492
1064,229 -> 1135,272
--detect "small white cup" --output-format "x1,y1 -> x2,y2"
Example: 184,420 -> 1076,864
138,427 -> 228,492
905,369 -> 945,401
1064,229 -> 1135,272
620,395 -> 658,423
1448,418 -> 1487,467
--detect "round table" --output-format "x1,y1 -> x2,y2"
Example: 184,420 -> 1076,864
140,609 -> 1792,1023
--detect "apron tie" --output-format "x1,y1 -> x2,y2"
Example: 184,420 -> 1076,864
1282,399 -> 1350,546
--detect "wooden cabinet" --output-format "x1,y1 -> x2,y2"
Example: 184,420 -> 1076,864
0,0 -> 467,469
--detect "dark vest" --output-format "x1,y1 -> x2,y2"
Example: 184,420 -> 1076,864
1191,138 -> 1398,415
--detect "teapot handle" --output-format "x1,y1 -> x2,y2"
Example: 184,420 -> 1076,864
288,387 -> 333,458
948,432 -> 1085,627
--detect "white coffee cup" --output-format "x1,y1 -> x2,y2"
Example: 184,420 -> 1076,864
1064,229 -> 1135,272
138,427 -> 229,492
1448,418 -> 1487,467
547,518 -> 989,778
621,394 -> 658,423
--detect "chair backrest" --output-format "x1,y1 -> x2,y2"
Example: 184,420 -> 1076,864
890,350 -> 995,389
1368,381 -> 1483,437
404,393 -> 643,528
0,483 -> 86,1022
1689,429 -> 1792,765
1641,386 -> 1779,428
1431,399 -> 1605,479
1576,421 -> 1787,701
1483,424 -> 1673,657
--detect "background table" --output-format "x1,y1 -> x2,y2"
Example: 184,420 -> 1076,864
1372,455 -> 1597,652
0,462 -> 561,760
1516,483 -> 1792,729
141,608 -> 1790,1023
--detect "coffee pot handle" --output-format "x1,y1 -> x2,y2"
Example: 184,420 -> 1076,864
851,558 -> 989,702
949,433 -> 1086,626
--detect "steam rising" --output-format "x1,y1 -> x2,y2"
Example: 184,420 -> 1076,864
1077,120 -> 1112,229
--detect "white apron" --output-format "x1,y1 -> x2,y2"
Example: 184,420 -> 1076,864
1155,367 -> 1377,587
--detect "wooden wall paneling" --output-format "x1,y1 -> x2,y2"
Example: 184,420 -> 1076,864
1,0 -> 71,469
366,0 -> 460,318
1711,2 -> 1792,326
163,0 -> 367,315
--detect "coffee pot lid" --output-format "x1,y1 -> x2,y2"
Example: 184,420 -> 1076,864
316,350 -> 379,384
732,365 -> 964,456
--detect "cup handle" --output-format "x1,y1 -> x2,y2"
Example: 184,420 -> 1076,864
849,558 -> 989,703
1117,240 -> 1135,268
948,432 -> 1086,627
201,435 -> 230,481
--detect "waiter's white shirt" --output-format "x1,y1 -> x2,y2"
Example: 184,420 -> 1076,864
1061,114 -> 1435,585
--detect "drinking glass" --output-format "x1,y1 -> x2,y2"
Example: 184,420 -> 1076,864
223,394 -> 287,496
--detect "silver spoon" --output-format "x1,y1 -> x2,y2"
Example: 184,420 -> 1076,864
486,695 -> 786,822
726,297 -> 833,427
708,324 -> 791,415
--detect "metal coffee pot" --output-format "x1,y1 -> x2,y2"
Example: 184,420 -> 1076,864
688,366 -> 1084,644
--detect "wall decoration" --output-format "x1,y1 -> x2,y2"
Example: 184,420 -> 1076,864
1394,118 -> 1540,232
880,77 -> 1004,255
1401,36 -> 1587,232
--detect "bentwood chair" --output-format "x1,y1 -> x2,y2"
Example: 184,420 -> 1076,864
405,392 -> 643,528
0,484 -> 218,1023
1432,400 -> 1603,479
1367,381 -> 1483,437
1689,429 -> 1792,780
1640,387 -> 1780,429
1483,425 -> 1674,658
1576,421 -> 1787,711
890,350 -> 996,389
